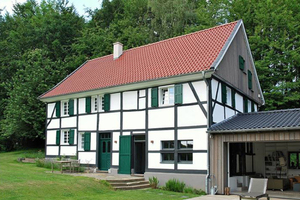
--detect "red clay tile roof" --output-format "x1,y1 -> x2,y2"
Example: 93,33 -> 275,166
41,21 -> 238,98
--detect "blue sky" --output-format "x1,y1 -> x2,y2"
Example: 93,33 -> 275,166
0,0 -> 103,18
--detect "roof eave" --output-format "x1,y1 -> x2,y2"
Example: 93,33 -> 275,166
208,126 -> 300,134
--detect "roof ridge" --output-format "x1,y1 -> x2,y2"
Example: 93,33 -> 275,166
88,20 -> 240,62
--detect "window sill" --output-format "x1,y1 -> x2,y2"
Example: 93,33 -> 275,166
178,161 -> 193,164
160,161 -> 174,164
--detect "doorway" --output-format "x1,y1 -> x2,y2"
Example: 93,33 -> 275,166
133,135 -> 145,174
98,133 -> 111,171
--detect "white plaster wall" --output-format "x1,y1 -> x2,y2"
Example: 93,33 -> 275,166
47,119 -> 59,129
111,93 -> 121,111
139,90 -> 146,97
149,108 -> 174,128
148,153 -> 174,169
225,107 -> 235,119
78,114 -> 97,131
78,152 -> 96,164
73,99 -> 77,115
47,130 -> 57,145
178,128 -> 207,150
47,103 -> 56,118
178,105 -> 207,127
211,79 -> 221,102
139,98 -> 146,109
123,111 -> 145,130
78,98 -> 86,114
123,91 -> 137,110
148,130 -> 174,151
61,116 -> 76,128
236,93 -> 243,112
46,146 -> 59,156
112,152 -> 119,166
213,103 -> 225,123
112,132 -> 120,151
182,83 -> 196,104
91,132 -> 97,151
99,112 -> 120,130
193,81 -> 207,101
178,153 -> 207,170
132,131 -> 145,134
60,146 -> 76,156
122,132 -> 130,136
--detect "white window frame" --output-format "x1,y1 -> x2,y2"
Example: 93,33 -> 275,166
226,87 -> 232,107
78,132 -> 85,150
159,85 -> 174,106
61,100 -> 69,116
61,130 -> 70,144
92,96 -> 98,113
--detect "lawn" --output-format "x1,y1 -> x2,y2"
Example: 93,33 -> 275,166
0,151 -> 198,200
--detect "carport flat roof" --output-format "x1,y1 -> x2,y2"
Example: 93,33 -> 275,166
208,108 -> 300,133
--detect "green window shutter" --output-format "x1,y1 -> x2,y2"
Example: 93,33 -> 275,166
103,94 -> 110,112
251,101 -> 255,112
56,130 -> 60,145
221,83 -> 227,104
174,84 -> 183,104
69,129 -> 74,145
239,55 -> 245,70
248,70 -> 253,90
69,99 -> 74,116
84,132 -> 91,151
232,91 -> 236,109
151,87 -> 158,107
86,96 -> 91,113
244,98 -> 248,113
55,101 -> 60,117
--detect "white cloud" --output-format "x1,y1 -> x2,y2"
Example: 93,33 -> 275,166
0,0 -> 27,14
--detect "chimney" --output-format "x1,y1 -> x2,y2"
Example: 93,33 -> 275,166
113,42 -> 123,59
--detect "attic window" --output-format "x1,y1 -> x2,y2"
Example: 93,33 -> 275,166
239,56 -> 245,71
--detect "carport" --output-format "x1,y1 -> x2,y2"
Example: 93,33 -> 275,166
207,109 -> 300,198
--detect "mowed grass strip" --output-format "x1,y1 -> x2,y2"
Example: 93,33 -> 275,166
0,151 -> 197,200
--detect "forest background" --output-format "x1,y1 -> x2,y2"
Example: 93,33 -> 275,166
0,0 -> 299,150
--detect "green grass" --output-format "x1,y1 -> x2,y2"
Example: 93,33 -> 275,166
0,151 -> 199,200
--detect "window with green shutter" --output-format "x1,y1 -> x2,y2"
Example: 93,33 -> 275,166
151,87 -> 158,107
244,97 -> 248,113
103,94 -> 110,111
174,84 -> 183,104
239,55 -> 245,71
55,101 -> 60,117
86,96 -> 91,113
69,129 -> 74,145
248,70 -> 253,90
84,132 -> 91,151
232,90 -> 236,109
221,83 -> 227,104
56,130 -> 60,145
69,99 -> 74,116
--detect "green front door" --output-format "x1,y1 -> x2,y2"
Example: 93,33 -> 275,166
98,133 -> 111,171
119,135 -> 131,174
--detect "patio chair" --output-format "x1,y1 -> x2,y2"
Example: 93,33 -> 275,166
71,159 -> 80,173
238,178 -> 269,200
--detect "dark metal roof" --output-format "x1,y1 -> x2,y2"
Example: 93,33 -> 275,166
208,108 -> 300,133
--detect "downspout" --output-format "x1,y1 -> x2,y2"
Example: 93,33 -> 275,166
202,71 -> 212,194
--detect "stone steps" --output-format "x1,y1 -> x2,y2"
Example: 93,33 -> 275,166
107,177 -> 150,190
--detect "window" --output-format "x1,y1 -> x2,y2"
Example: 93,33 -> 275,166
288,152 -> 300,169
79,132 -> 85,150
162,141 -> 174,149
178,153 -> 193,163
232,90 -> 236,109
92,96 -> 98,112
62,101 -> 69,116
62,130 -> 69,144
248,70 -> 253,90
178,140 -> 193,149
221,83 -> 227,104
160,86 -> 174,106
243,97 -> 248,113
161,153 -> 174,162
239,55 -> 245,71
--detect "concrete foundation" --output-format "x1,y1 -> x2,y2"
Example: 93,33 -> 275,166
144,172 -> 206,190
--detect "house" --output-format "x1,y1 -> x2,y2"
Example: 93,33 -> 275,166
39,19 -> 264,191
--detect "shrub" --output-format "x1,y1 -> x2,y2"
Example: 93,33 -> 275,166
35,158 -> 59,170
20,150 -> 45,159
193,188 -> 206,195
165,179 -> 185,192
149,176 -> 159,189
183,186 -> 194,194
